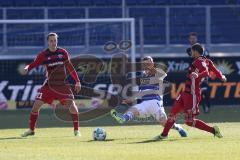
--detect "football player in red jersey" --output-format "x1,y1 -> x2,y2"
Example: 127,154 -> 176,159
154,43 -> 226,140
21,33 -> 81,137
187,32 -> 211,113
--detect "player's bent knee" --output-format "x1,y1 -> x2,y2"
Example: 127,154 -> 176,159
158,113 -> 167,125
69,101 -> 78,114
32,100 -> 44,112
167,113 -> 178,122
61,99 -> 72,106
185,120 -> 196,127
129,107 -> 140,116
159,119 -> 166,126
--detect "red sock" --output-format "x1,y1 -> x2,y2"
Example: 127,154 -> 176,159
71,114 -> 79,131
161,119 -> 175,136
29,111 -> 39,131
193,119 -> 214,134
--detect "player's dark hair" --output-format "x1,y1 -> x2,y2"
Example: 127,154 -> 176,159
191,43 -> 203,55
189,32 -> 198,38
47,32 -> 58,40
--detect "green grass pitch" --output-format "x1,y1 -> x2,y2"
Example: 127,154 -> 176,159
0,123 -> 240,160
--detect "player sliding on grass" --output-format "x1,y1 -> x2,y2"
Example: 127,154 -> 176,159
21,33 -> 81,137
111,56 -> 187,137
154,43 -> 226,140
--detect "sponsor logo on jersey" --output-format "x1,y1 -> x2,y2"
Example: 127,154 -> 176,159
48,61 -> 64,67
58,54 -> 63,58
140,78 -> 150,84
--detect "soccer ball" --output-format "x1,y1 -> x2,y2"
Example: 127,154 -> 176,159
93,128 -> 106,141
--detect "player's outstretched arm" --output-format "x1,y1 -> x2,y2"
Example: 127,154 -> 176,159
23,53 -> 44,75
208,60 -> 227,82
22,65 -> 29,75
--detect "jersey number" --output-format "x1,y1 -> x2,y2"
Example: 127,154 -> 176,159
36,92 -> 43,99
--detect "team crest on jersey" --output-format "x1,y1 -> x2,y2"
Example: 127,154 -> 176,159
140,78 -> 150,84
58,54 -> 63,58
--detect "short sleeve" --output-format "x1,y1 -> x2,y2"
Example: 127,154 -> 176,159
156,68 -> 167,80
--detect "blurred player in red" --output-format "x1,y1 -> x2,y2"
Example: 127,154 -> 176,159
21,33 -> 81,137
187,32 -> 211,113
154,43 -> 226,140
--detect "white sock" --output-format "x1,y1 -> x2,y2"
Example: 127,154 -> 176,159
123,111 -> 134,122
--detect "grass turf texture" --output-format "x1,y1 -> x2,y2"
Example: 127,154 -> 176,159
1,105 -> 240,129
0,123 -> 240,160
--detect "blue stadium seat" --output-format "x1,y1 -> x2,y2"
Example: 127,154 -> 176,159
7,9 -> 44,19
154,0 -> 168,5
0,9 -> 2,19
48,8 -> 85,19
0,0 -> 234,7
107,0 -> 122,6
48,9 -> 68,19
88,23 -> 123,45
0,9 -> 2,46
211,34 -> 226,43
170,0 -> 185,5
6,9 -> 45,46
129,8 -> 166,44
170,7 -> 206,44
185,0 -> 198,5
144,27 -> 166,44
46,0 -> 62,6
31,0 -> 46,6
198,0 -> 226,5
48,8 -> 85,45
0,0 -> 14,7
211,7 -> 240,43
126,0 -> 138,6
76,0 -> 93,6
144,18 -> 165,27
129,8 -> 165,18
126,0 -> 157,6
139,0 -> 155,5
47,21 -> 85,45
93,0 -> 108,6
14,0 -> 31,6
0,34 -> 2,46
62,0 -> 77,6
7,24 -> 45,46
89,8 -> 122,18
66,8 -> 85,18
2,4 -> 239,46
56,31 -> 85,45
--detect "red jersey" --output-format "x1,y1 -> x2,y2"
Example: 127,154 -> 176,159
185,56 -> 223,97
28,47 -> 79,87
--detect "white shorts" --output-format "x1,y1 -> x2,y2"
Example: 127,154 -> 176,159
132,99 -> 167,122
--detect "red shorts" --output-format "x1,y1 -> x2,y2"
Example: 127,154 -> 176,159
170,92 -> 201,117
36,84 -> 74,105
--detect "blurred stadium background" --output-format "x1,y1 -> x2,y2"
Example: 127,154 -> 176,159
0,0 -> 240,129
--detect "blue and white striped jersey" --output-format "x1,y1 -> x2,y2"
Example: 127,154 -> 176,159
138,68 -> 167,101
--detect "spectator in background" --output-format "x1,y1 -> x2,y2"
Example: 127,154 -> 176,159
186,32 -> 211,113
